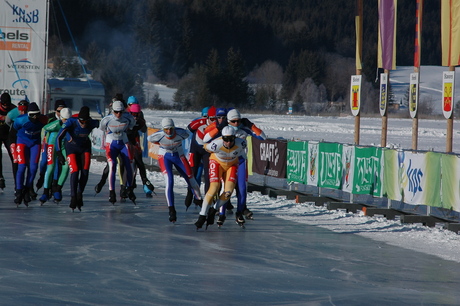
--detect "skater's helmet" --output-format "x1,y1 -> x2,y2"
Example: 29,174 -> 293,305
201,106 -> 210,117
161,117 -> 175,129
60,108 -> 72,119
227,109 -> 241,121
129,104 -> 141,113
112,101 -> 125,112
216,108 -> 227,117
127,96 -> 138,105
222,126 -> 235,137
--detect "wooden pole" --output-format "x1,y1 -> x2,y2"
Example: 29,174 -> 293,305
446,66 -> 455,153
354,0 -> 363,145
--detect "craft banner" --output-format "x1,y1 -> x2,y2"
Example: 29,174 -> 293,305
251,138 -> 287,179
409,72 -> 419,118
400,151 -> 441,206
350,75 -> 361,116
441,1 -> 460,67
379,73 -> 388,116
0,0 -> 48,105
306,141 -> 319,186
442,71 -> 455,119
383,148 -> 402,201
341,144 -> 354,193
352,146 -> 383,197
318,142 -> 343,189
440,153 -> 460,212
286,141 -> 308,184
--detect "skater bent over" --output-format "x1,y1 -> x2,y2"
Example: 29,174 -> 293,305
147,118 -> 202,223
56,106 -> 99,211
99,101 -> 136,204
0,93 -> 17,189
184,106 -> 217,209
126,103 -> 155,197
38,108 -> 72,205
203,109 -> 266,222
13,102 -> 48,206
194,126 -> 247,230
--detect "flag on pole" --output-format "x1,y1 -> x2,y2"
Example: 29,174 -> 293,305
355,0 -> 363,70
377,0 -> 397,70
414,0 -> 423,68
441,1 -> 460,67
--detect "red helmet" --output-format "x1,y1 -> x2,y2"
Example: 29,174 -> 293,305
129,104 -> 141,113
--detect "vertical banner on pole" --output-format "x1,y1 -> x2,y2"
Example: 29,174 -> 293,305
441,1 -> 460,67
350,75 -> 361,116
409,73 -> 419,118
377,0 -> 397,71
442,71 -> 455,119
379,73 -> 388,116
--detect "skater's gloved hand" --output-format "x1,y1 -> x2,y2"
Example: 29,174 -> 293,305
241,118 -> 253,128
217,120 -> 227,131
56,151 -> 66,165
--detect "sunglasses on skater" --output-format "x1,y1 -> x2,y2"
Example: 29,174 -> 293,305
208,116 -> 217,122
163,127 -> 174,131
113,110 -> 123,114
229,119 -> 240,124
222,136 -> 235,142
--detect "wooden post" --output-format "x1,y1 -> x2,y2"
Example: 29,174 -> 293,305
446,66 -> 455,153
354,0 -> 363,145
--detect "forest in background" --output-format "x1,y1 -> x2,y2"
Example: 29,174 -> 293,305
48,0 -> 442,114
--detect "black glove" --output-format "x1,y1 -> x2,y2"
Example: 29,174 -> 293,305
241,118 -> 253,128
217,120 -> 227,131
56,151 -> 66,165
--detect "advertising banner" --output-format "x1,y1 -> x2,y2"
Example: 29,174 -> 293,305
286,141 -> 308,184
352,146 -> 383,197
341,144 -> 354,193
251,138 -> 287,179
318,142 -> 342,189
441,153 -> 460,211
383,148 -> 402,201
0,0 -> 48,105
306,141 -> 319,186
400,151 -> 441,206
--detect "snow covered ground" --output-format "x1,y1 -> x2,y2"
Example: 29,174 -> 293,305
107,108 -> 460,265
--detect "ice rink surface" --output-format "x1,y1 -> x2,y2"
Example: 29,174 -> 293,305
0,154 -> 459,305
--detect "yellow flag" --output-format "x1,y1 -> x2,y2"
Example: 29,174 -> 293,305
441,1 -> 460,66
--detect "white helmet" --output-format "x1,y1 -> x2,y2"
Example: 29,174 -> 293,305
222,126 -> 236,137
112,101 -> 124,112
60,108 -> 72,119
227,109 -> 241,121
161,118 -> 175,129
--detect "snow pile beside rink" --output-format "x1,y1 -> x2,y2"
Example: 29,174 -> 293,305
247,191 -> 460,263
